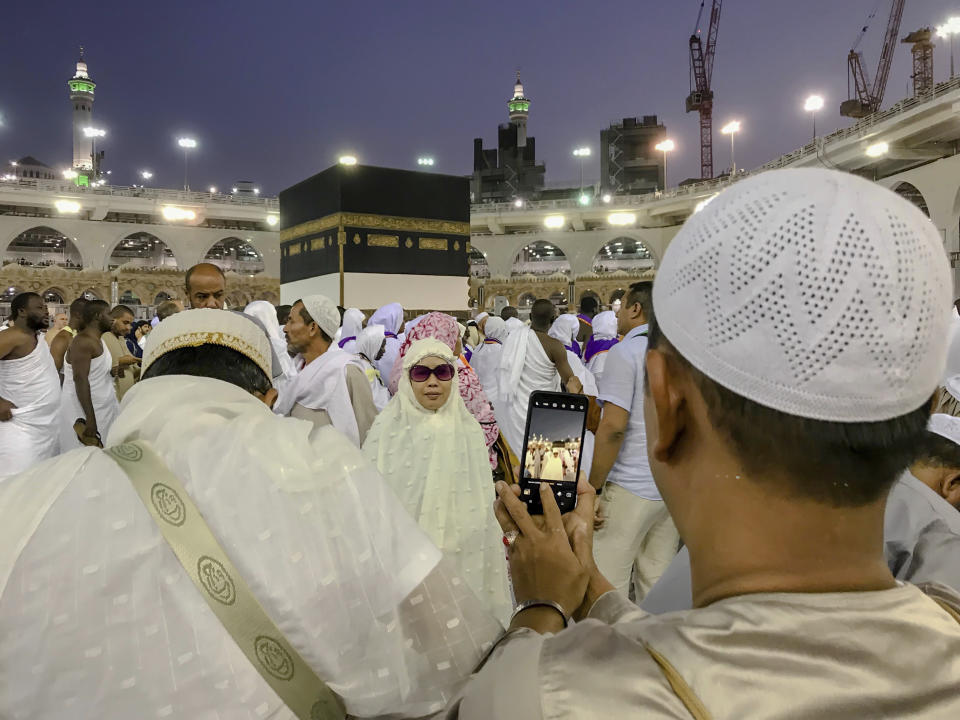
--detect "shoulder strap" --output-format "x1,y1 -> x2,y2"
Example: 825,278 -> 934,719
644,644 -> 712,720
105,441 -> 345,720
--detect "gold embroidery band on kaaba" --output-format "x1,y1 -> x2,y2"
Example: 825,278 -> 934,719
279,212 -> 469,243
367,234 -> 400,248
419,238 -> 448,251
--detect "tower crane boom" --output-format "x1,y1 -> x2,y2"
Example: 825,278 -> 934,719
841,0 -> 906,118
685,0 -> 723,179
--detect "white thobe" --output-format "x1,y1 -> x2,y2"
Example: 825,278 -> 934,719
0,338 -> 60,477
496,328 -> 560,456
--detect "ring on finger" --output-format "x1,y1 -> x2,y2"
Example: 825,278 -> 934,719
502,530 -> 520,549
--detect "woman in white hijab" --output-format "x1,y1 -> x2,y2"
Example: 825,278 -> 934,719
355,324 -> 390,411
338,307 -> 365,354
362,338 -> 511,623
243,300 -> 297,390
584,309 -> 619,385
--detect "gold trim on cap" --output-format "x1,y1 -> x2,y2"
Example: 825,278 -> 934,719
142,330 -> 272,381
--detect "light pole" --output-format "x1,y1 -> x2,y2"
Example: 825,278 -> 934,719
177,137 -> 197,191
83,127 -> 106,179
417,156 -> 435,167
937,17 -> 960,78
573,147 -> 591,194
804,95 -> 824,143
654,139 -> 675,189
140,170 -> 153,185
720,120 -> 741,174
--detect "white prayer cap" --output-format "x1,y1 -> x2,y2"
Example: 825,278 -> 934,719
141,308 -> 272,381
475,312 -> 489,323
298,294 -> 340,340
652,168 -> 951,423
929,414 -> 960,448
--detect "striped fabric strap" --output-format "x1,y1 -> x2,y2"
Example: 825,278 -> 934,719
106,441 -> 345,720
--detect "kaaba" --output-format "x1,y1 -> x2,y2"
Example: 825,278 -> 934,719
278,164 -> 470,311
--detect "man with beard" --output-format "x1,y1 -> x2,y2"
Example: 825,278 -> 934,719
59,299 -> 120,449
0,292 -> 60,476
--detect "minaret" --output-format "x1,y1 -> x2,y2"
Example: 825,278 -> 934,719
68,48 -> 96,171
508,72 -> 530,148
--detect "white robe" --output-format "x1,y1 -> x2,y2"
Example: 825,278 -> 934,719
496,328 -> 560,456
470,340 -> 504,407
59,339 -> 119,450
568,349 -> 597,479
0,376 -> 502,719
0,338 -> 60,477
274,348 -> 364,445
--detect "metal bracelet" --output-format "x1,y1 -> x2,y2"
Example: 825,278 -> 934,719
512,598 -> 570,627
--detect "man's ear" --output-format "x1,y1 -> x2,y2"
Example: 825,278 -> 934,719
257,387 -> 278,409
645,349 -> 686,464
941,470 -> 960,510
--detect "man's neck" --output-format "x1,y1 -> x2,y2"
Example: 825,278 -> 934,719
686,472 -> 895,607
621,316 -> 647,335
79,327 -> 100,341
301,340 -> 331,365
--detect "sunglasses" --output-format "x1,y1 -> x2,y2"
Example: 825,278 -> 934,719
409,363 -> 455,383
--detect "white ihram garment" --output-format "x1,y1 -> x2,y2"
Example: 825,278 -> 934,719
0,376 -> 502,719
274,347 -> 363,445
59,339 -> 119,450
362,339 -> 512,624
0,338 -> 60,477
496,327 -> 560,455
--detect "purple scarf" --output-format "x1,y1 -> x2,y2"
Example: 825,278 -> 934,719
566,340 -> 581,358
584,337 -> 618,363
337,336 -> 356,348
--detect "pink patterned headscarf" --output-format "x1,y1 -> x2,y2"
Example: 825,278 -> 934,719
390,312 -> 500,464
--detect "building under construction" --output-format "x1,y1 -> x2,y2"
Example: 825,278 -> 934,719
600,116 -> 667,195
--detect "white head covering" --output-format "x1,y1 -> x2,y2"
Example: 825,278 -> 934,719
299,294 -> 340,340
142,308 -> 272,381
652,168 -> 951,422
504,317 -> 525,336
362,338 -> 511,621
340,308 -> 365,340
369,302 -> 404,334
929,414 -> 960,447
549,314 -> 580,346
243,300 -> 284,344
483,317 -> 507,342
475,312 -> 489,323
592,311 -> 618,340
357,324 -> 386,361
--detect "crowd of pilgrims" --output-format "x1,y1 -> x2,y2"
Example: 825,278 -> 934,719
0,168 -> 958,718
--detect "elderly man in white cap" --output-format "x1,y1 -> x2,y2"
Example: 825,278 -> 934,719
446,168 -> 960,719
0,309 -> 501,719
276,295 -> 378,445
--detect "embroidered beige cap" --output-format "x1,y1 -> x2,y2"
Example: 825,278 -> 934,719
141,308 -> 272,380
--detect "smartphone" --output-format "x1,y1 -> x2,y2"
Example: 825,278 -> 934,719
518,391 -> 589,514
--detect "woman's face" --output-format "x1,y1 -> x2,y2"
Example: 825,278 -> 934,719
409,355 -> 453,412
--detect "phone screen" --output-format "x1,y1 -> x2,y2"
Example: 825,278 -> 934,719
519,392 -> 588,514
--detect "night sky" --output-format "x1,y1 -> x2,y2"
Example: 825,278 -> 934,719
1,1 -> 954,195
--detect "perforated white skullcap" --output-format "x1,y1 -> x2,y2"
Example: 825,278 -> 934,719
652,168 -> 951,422
929,414 -> 960,448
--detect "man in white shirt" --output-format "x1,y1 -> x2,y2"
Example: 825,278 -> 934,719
589,280 -> 678,600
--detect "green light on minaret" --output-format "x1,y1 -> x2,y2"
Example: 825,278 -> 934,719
69,80 -> 96,94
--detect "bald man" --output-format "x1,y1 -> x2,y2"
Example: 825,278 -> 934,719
185,263 -> 226,309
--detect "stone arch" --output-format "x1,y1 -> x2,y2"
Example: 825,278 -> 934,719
3,226 -> 84,269
0,285 -> 24,302
512,241 -> 571,276
82,287 -> 104,301
593,236 -> 657,274
890,182 -> 930,217
42,286 -> 67,304
118,288 -> 142,305
108,231 -> 179,271
153,291 -> 173,304
518,292 -> 537,308
204,236 -> 264,275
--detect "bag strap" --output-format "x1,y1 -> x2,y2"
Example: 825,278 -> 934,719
105,441 -> 345,720
644,644 -> 712,720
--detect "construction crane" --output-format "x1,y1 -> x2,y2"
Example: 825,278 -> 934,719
840,0 -> 906,118
685,0 -> 723,180
902,28 -> 935,98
